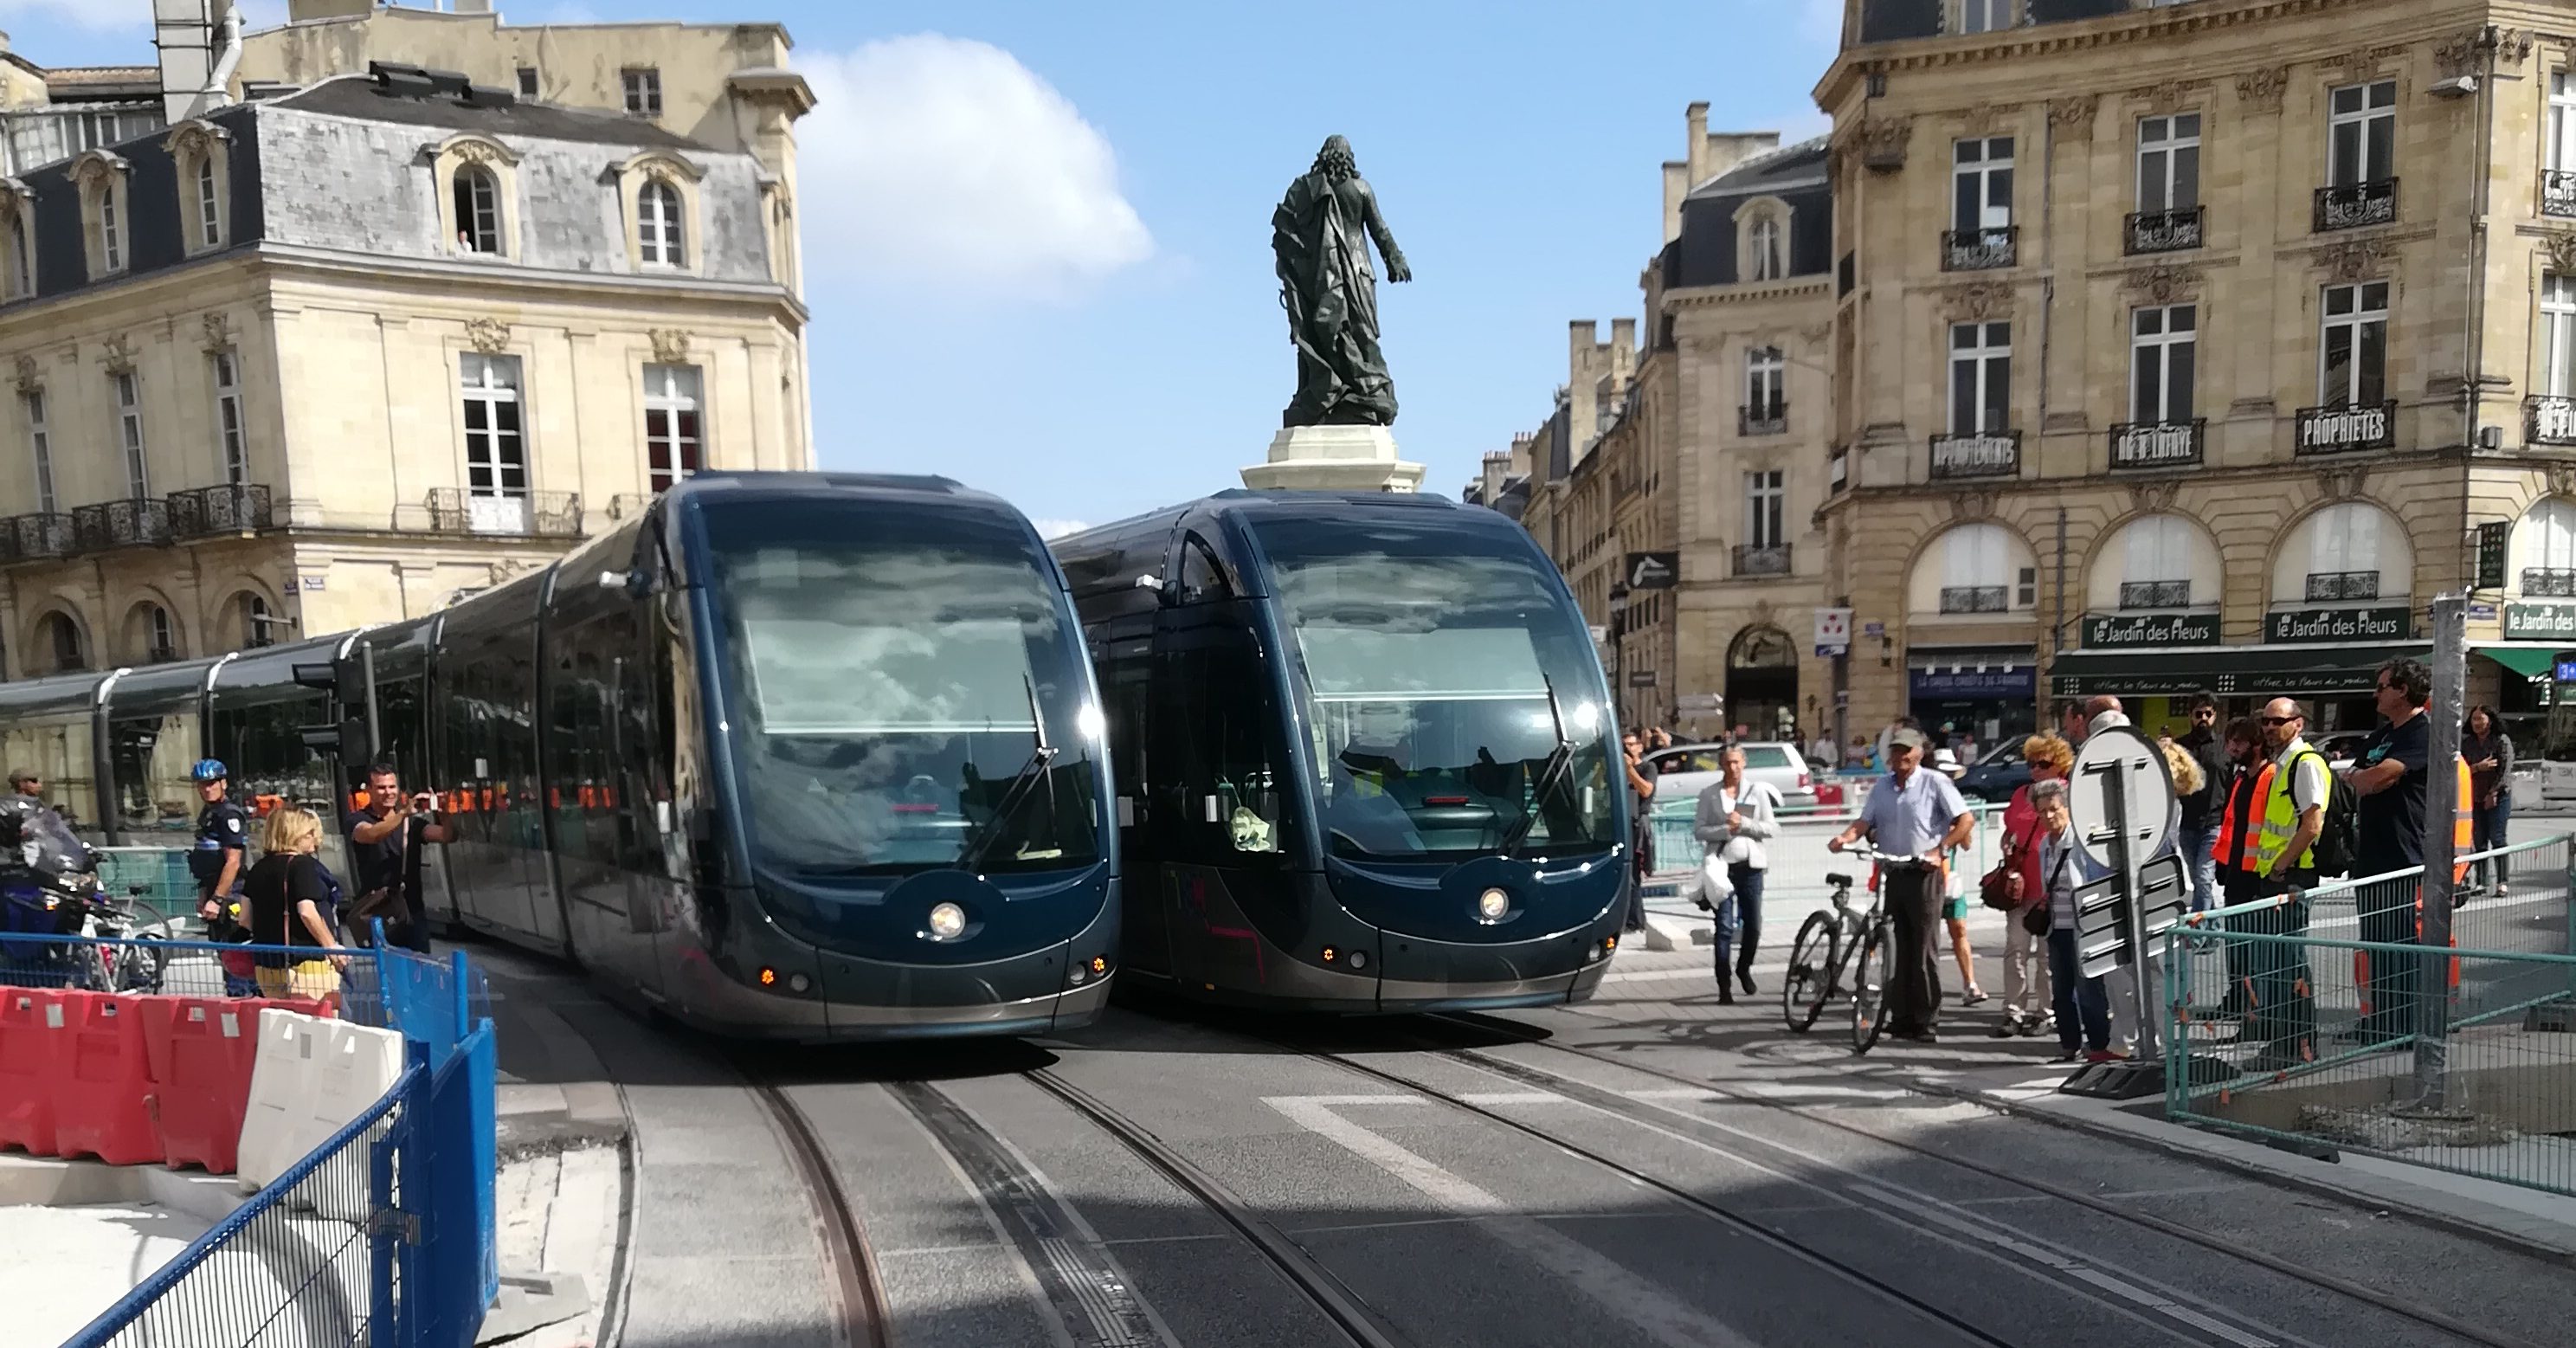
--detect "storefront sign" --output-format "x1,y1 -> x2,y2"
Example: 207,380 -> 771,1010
2082,612 -> 2219,648
2504,602 -> 2576,641
2476,521 -> 2510,590
2263,606 -> 2412,644
1909,666 -> 2034,700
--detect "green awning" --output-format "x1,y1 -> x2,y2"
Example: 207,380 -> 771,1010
2478,646 -> 2558,679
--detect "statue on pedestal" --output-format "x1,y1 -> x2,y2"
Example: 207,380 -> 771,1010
1272,135 -> 1411,428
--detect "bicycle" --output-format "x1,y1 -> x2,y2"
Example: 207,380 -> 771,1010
1776,845 -> 1935,1055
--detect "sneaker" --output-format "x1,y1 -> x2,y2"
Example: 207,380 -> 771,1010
1961,987 -> 1989,1008
2013,1016 -> 2045,1037
2083,1048 -> 2124,1065
1737,969 -> 1758,996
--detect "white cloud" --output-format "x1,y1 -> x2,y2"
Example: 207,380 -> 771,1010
795,34 -> 1152,299
1030,518 -> 1089,540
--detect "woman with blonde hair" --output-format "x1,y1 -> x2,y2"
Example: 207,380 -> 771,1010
245,805 -> 350,1000
1993,732 -> 2073,1035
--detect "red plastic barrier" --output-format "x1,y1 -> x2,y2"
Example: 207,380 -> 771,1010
53,992 -> 159,1166
139,998 -> 263,1173
0,988 -> 67,1156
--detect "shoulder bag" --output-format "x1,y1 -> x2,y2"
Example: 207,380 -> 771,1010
1978,828 -> 2024,911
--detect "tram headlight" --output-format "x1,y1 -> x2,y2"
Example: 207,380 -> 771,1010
1477,888 -> 1510,922
926,902 -> 967,941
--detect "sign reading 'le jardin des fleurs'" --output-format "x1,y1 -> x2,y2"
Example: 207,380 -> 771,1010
2505,602 -> 2576,641
2083,612 -> 2219,648
2264,606 -> 2414,643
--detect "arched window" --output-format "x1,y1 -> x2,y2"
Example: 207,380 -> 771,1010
638,177 -> 685,268
195,152 -> 221,248
3,211 -> 29,300
131,603 -> 177,663
1748,213 -> 1783,281
453,165 -> 501,254
242,593 -> 273,648
2276,500 -> 2411,604
2520,499 -> 2576,596
38,611 -> 84,674
96,182 -> 121,272
1911,522 -> 2038,616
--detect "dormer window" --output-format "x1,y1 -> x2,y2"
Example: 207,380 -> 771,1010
100,184 -> 121,270
72,151 -> 132,280
0,185 -> 34,302
614,151 -> 704,274
167,120 -> 235,255
638,177 -> 685,267
454,164 -> 501,253
428,134 -> 521,261
1734,197 -> 1793,283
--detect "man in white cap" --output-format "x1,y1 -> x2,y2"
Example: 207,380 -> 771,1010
1830,726 -> 1975,1042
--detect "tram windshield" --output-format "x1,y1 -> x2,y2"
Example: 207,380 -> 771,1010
703,501 -> 1101,878
1251,516 -> 1619,861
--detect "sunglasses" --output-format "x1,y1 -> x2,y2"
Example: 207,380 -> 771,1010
2259,715 -> 2299,726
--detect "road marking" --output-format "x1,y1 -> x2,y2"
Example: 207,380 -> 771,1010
1263,1096 -> 1765,1348
1457,1091 -> 1564,1106
1599,967 -> 1716,984
1624,1087 -> 1723,1101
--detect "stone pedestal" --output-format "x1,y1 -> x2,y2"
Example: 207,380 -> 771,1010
1240,424 -> 1426,493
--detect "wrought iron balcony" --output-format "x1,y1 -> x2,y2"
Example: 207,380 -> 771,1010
1940,225 -> 2017,272
7,513 -> 71,561
166,484 -> 273,539
2546,170 -> 2576,220
2313,179 -> 2397,232
425,487 -> 583,538
70,498 -> 171,551
2528,395 -> 2576,447
2294,401 -> 2396,455
1737,402 -> 1787,437
1938,584 -> 2008,615
2117,579 -> 2192,610
2524,567 -> 2576,598
2305,570 -> 2381,602
1929,429 -> 2022,481
1731,543 -> 1792,578
2123,206 -> 2204,255
2107,419 -> 2205,470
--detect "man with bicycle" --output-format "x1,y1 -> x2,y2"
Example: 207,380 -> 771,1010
1829,727 -> 1974,1042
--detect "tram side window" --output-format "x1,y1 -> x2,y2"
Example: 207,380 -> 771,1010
497,653 -> 539,852
614,632 -> 670,875
445,654 -> 496,843
1162,637 -> 1287,861
546,616 -> 626,874
1098,650 -> 1150,828
0,714 -> 97,835
109,712 -> 197,834
373,674 -> 428,796
1176,537 -> 1231,605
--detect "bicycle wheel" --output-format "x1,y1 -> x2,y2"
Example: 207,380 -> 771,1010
1850,918 -> 1896,1055
114,900 -> 175,993
1780,912 -> 1839,1032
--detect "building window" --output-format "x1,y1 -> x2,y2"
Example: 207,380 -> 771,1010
2137,113 -> 2199,213
144,605 -> 176,664
460,353 -> 527,499
1745,469 -> 1785,550
2130,304 -> 2197,423
1957,0 -> 2012,34
1746,346 -> 1785,418
2120,516 -> 2196,608
23,390 -> 51,514
5,213 -> 29,300
2328,80 -> 2396,188
1748,212 -> 1783,281
453,165 -> 501,254
637,177 -> 686,268
2319,281 -> 2388,407
96,183 -> 121,273
41,612 -> 84,674
642,363 -> 703,492
2544,275 -> 2576,397
194,153 -> 221,248
113,371 -> 146,498
241,593 -> 274,648
210,351 -> 248,485
2308,501 -> 2383,583
1948,320 -> 2012,434
515,66 -> 539,99
1951,136 -> 2013,234
622,68 -> 663,118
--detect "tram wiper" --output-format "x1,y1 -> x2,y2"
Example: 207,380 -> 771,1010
958,675 -> 1058,872
1497,675 -> 1573,858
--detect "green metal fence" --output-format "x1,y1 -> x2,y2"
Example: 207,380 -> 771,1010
2164,835 -> 2576,1196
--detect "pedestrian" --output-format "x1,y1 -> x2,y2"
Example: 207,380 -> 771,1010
1692,745 -> 1780,1004
1809,727 -> 1841,771
1957,729 -> 1980,767
1848,735 -> 1874,772
2347,658 -> 2431,1043
1991,732 -> 2069,1036
244,805 -> 352,1003
1874,715 -> 1923,777
2463,705 -> 2514,896
345,760 -> 455,954
1829,726 -> 1974,1042
1621,731 -> 1657,933
1650,726 -> 1675,752
2174,692 -> 2228,913
2022,777 -> 2114,1063
2057,700 -> 2090,745
2243,696 -> 2327,1068
2083,694 -> 2128,739
2210,716 -> 2269,1024
6,768 -> 40,807
186,758 -> 256,996
1929,747 -> 1987,1008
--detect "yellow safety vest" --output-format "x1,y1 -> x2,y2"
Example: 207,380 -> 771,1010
2252,745 -> 2324,874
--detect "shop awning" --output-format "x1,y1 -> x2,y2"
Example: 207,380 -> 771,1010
2477,646 -> 2558,680
2046,642 -> 2431,700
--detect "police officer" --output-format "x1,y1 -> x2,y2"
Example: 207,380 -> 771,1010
190,758 -> 255,995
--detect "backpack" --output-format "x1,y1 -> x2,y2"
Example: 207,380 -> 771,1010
2301,747 -> 2362,879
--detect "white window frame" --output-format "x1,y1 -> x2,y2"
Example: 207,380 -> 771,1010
194,152 -> 220,248
460,353 -> 528,500
1948,320 -> 2012,435
2328,80 -> 2397,188
454,166 -> 501,255
2545,276 -> 2576,398
637,177 -> 685,268
1745,346 -> 1785,416
1748,213 -> 1782,281
1957,0 -> 2012,35
24,390 -> 52,514
1950,136 -> 2014,234
621,68 -> 663,118
2129,304 -> 2198,423
97,182 -> 121,273
1745,468 -> 1786,550
210,350 -> 248,485
642,362 -> 704,493
2126,515 -> 2195,588
2136,113 -> 2200,213
2319,281 -> 2390,407
2553,72 -> 2576,174
113,371 -> 146,498
2308,502 -> 2382,579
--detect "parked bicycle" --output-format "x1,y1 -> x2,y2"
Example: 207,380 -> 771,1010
1776,846 -> 1936,1055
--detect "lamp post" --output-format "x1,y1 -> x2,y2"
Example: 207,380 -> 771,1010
1608,581 -> 1632,731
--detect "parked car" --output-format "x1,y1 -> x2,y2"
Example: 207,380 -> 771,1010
2316,731 -> 2371,773
1955,738 -> 2032,803
1646,741 -> 1819,812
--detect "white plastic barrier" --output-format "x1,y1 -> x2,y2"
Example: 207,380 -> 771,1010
235,1008 -> 328,1191
293,1021 -> 403,1223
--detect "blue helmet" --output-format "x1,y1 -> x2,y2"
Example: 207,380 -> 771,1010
190,758 -> 229,784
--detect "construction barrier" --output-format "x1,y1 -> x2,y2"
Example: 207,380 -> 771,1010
0,986 -> 66,1155
52,992 -> 158,1166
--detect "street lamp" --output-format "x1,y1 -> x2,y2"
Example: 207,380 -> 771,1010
1607,581 -> 1631,729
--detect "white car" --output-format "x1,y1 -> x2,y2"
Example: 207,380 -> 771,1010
1646,741 -> 1819,812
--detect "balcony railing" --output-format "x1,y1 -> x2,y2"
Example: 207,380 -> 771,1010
2524,568 -> 2576,598
1731,543 -> 1792,578
167,484 -> 273,539
2529,395 -> 2576,447
6,513 -> 71,561
71,498 -> 171,551
1939,585 -> 2008,615
1940,225 -> 2017,272
2107,418 -> 2205,470
2313,178 -> 2397,232
2117,579 -> 2192,610
2305,570 -> 2381,602
425,487 -> 583,538
1738,402 -> 1787,437
1929,429 -> 2022,481
2546,170 -> 2576,220
2123,206 -> 2205,255
2294,401 -> 2396,455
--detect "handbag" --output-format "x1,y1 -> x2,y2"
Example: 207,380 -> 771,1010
1978,829 -> 2024,911
2021,844 -> 2070,938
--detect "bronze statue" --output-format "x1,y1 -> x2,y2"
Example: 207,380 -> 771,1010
1272,135 -> 1411,428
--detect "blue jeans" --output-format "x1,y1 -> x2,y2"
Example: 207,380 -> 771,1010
2472,797 -> 2512,890
2179,822 -> 2219,913
1714,863 -> 1764,976
2045,925 -> 2109,1053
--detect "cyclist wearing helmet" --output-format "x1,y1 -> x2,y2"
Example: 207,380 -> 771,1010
190,760 -> 255,991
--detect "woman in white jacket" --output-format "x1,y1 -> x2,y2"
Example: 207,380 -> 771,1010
1693,745 -> 1781,1004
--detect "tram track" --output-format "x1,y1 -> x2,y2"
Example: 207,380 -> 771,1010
751,1083 -> 897,1348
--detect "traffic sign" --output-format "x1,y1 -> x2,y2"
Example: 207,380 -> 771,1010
2073,855 -> 2187,979
1813,606 -> 1852,657
2069,726 -> 2174,873
1623,552 -> 1678,590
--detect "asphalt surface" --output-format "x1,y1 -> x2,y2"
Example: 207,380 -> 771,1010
470,920 -> 2576,1348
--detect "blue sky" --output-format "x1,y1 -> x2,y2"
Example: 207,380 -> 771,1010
1,0 -> 1842,534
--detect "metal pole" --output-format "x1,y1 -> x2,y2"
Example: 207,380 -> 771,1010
362,640 -> 382,760
2412,594 -> 2466,1109
2052,507 -> 2069,719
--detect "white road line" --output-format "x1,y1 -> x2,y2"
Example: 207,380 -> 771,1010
1600,967 -> 1716,984
1263,1096 -> 1765,1348
1458,1091 -> 1565,1106
1623,1087 -> 1723,1101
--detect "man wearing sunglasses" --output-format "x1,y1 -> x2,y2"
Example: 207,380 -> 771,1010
2241,697 -> 2328,1067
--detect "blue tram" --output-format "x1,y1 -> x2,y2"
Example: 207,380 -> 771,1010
0,473 -> 1118,1041
1051,490 -> 1627,1013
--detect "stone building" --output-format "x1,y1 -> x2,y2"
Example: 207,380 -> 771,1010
0,60 -> 808,678
1817,0 -> 2576,745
